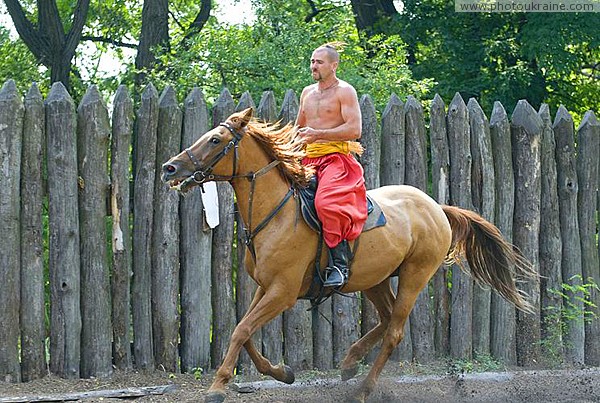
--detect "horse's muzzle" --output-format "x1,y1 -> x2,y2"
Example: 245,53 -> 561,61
161,162 -> 179,182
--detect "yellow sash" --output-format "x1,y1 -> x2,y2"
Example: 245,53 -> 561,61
305,141 -> 364,158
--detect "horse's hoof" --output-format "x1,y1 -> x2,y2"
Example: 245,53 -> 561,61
274,364 -> 295,384
341,365 -> 358,381
281,364 -> 295,384
205,390 -> 226,403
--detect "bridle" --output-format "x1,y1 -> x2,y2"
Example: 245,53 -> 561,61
180,121 -> 294,261
183,122 -> 245,187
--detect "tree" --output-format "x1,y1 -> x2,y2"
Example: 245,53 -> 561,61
3,0 -> 90,90
349,0 -> 397,39
146,0 -> 427,110
0,26 -> 43,91
135,0 -> 211,84
397,0 -> 600,116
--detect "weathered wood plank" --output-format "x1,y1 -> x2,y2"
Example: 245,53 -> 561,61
468,98 -> 494,357
430,94 -> 450,357
180,88 -> 212,373
278,89 -> 314,370
20,83 -> 47,381
110,85 -> 134,370
234,92 -> 261,376
278,89 -> 298,125
489,101 -> 517,365
77,85 -> 112,378
359,94 -> 380,364
538,104 -> 563,363
210,88 -> 237,369
312,299 -> 333,369
553,105 -> 584,365
152,86 -> 182,372
45,82 -> 81,378
132,83 -> 160,370
511,99 -> 542,366
380,93 -> 404,186
576,111 -> 600,366
257,91 -> 277,123
333,293 -> 360,367
0,385 -> 177,402
0,80 -> 24,382
447,92 -> 473,360
360,94 -> 380,189
405,96 -> 434,363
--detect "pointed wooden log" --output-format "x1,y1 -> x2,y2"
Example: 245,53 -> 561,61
20,83 -> 47,381
110,85 -> 134,371
132,83 -> 160,370
380,93 -> 405,186
45,81 -> 81,379
538,104 -> 563,364
0,79 -> 24,383
447,92 -> 473,360
210,88 -> 237,368
553,105 -> 584,365
257,91 -> 277,123
405,95 -> 434,364
468,98 -> 494,358
180,88 -> 212,373
489,101 -> 516,365
511,99 -> 542,366
575,111 -> 600,365
77,85 -> 113,378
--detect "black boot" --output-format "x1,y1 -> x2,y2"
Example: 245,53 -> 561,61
323,240 -> 351,288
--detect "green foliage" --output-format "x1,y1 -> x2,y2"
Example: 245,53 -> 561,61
540,275 -> 599,366
147,1 -> 427,111
192,367 -> 204,380
398,0 -> 600,117
0,27 -> 46,93
447,352 -> 504,375
2,0 -> 596,118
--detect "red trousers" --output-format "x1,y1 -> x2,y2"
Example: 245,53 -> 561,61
302,153 -> 368,248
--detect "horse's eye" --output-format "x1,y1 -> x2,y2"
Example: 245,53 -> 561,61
210,137 -> 220,145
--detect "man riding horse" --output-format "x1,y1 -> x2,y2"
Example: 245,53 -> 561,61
296,42 -> 367,288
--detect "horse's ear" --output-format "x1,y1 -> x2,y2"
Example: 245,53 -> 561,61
240,107 -> 253,128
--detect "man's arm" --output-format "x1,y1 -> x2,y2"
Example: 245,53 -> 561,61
295,87 -> 308,127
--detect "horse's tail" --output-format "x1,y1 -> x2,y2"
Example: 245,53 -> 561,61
442,205 -> 537,313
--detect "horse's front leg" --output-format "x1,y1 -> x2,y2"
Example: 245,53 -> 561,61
239,287 -> 294,383
243,338 -> 295,384
206,287 -> 296,403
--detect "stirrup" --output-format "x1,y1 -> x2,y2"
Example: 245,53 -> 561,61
323,266 -> 348,287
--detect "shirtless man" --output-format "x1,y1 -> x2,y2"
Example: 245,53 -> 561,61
296,43 -> 368,288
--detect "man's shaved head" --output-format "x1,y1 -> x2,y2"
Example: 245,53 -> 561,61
315,43 -> 341,63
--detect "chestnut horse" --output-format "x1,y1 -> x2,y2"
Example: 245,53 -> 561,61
162,108 -> 534,403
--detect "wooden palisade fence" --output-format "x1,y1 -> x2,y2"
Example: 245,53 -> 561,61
0,79 -> 599,383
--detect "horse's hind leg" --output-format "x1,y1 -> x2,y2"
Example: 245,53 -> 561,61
351,261 -> 438,403
339,278 -> 395,381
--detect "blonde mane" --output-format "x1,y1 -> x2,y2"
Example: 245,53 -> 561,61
245,120 -> 313,187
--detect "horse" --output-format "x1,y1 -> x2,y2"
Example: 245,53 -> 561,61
161,107 -> 535,403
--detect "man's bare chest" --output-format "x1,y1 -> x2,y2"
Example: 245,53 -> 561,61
304,92 -> 341,120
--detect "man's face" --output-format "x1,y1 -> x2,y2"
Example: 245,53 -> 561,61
310,49 -> 336,82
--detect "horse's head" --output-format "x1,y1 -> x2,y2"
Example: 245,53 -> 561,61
162,107 -> 254,193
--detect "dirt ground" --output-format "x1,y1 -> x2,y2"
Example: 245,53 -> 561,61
1,362 -> 599,403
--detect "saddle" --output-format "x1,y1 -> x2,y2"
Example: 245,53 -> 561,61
297,176 -> 387,234
296,176 -> 387,307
